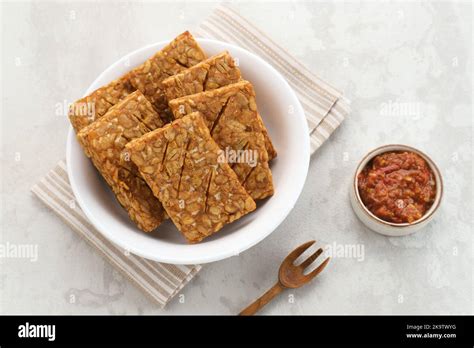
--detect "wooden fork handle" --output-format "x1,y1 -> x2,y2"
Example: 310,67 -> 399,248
239,282 -> 285,316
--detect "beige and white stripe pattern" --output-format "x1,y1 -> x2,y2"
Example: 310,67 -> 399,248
31,160 -> 201,308
195,4 -> 350,153
31,5 -> 349,307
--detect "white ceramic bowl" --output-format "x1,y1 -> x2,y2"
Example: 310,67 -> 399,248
67,38 -> 309,264
350,144 -> 443,236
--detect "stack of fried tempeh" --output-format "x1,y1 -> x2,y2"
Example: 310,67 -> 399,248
70,32 -> 276,243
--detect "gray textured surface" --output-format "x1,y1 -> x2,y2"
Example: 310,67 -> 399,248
0,1 -> 472,314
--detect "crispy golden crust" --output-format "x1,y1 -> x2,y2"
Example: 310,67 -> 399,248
163,53 -> 276,160
128,31 -> 207,121
105,89 -> 166,131
69,75 -> 134,133
168,81 -> 274,200
256,113 -> 277,160
77,91 -> 166,232
161,31 -> 207,67
69,31 -> 206,132
125,112 -> 256,243
162,51 -> 241,101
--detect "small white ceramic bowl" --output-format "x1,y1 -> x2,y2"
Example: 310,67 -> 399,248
350,144 -> 443,236
67,38 -> 309,264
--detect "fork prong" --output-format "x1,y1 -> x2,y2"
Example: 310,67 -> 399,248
284,240 -> 316,263
299,247 -> 323,269
304,257 -> 330,281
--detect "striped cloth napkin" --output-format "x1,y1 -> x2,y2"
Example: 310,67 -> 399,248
31,4 -> 350,308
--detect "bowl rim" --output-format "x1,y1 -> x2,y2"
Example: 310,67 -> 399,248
66,37 -> 310,264
352,144 -> 443,228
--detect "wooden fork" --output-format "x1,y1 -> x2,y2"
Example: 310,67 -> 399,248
239,240 -> 330,315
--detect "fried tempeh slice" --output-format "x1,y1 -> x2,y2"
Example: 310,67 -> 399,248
105,89 -> 166,132
69,74 -> 135,132
256,115 -> 277,160
69,31 -> 206,132
128,31 -> 206,121
77,91 -> 166,232
168,81 -> 274,200
162,51 -> 241,101
125,112 -> 256,243
163,52 -> 276,160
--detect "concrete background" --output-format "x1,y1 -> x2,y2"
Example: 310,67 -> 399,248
1,0 -> 472,314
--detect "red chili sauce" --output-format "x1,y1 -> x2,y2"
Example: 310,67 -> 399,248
357,151 -> 436,224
